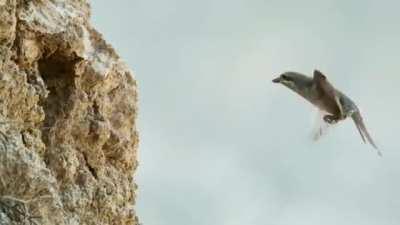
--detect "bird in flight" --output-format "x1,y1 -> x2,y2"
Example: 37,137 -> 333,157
272,70 -> 381,156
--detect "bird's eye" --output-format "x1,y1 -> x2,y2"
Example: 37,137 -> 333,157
281,75 -> 292,81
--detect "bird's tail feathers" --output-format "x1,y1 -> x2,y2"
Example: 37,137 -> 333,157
351,111 -> 381,156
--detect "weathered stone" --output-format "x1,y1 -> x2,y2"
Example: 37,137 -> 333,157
0,1 -> 139,225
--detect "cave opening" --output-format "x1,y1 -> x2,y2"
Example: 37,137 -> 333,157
37,52 -> 80,144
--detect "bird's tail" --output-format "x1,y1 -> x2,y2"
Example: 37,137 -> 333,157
351,111 -> 381,156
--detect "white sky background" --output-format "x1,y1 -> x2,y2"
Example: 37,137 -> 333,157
91,1 -> 400,225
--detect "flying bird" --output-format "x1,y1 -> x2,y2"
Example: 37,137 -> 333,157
272,70 -> 381,156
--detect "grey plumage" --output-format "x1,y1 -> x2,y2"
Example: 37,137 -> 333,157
273,70 -> 381,156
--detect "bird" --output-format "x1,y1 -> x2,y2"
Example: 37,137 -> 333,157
272,70 -> 381,156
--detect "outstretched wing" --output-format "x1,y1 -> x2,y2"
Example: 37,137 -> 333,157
313,70 -> 344,117
351,110 -> 382,156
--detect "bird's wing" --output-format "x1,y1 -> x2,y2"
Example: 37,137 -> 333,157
310,109 -> 336,141
313,70 -> 344,117
351,110 -> 382,156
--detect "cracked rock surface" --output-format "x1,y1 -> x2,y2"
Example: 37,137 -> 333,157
0,1 -> 139,224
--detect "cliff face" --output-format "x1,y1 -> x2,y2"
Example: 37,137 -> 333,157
0,1 -> 139,224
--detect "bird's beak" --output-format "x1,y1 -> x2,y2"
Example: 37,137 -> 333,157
272,77 -> 281,83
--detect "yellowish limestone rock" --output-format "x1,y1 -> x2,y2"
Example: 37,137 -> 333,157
0,1 -> 139,224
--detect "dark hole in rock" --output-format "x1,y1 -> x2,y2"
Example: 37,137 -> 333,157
38,52 -> 79,144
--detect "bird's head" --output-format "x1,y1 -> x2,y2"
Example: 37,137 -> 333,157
272,71 -> 313,94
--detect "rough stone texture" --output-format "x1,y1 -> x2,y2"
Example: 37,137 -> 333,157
0,1 -> 139,224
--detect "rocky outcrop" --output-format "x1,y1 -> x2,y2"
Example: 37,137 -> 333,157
0,1 -> 139,224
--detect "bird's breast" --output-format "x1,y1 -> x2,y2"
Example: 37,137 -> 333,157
313,98 -> 340,115
306,90 -> 340,115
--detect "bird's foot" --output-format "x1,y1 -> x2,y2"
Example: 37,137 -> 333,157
323,115 -> 338,124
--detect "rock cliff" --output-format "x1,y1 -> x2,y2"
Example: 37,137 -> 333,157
0,1 -> 139,224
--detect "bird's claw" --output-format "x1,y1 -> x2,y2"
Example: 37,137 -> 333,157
323,115 -> 338,124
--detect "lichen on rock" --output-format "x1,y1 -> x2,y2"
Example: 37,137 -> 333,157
0,1 -> 139,225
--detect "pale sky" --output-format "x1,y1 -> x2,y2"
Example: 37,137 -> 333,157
92,1 -> 400,225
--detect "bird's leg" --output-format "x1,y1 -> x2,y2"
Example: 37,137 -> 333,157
323,115 -> 340,124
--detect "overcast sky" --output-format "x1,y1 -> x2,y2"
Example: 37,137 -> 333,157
91,1 -> 400,225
